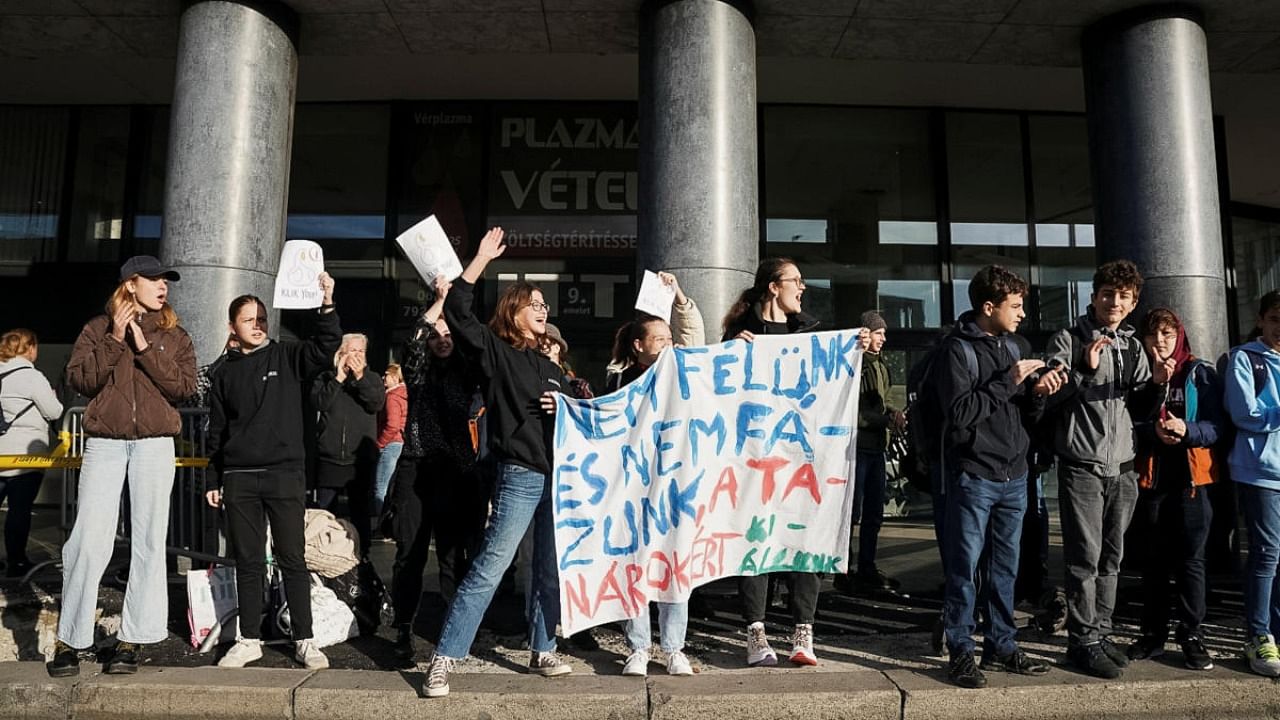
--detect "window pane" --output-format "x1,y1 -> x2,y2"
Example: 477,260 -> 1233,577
1028,114 -> 1096,331
0,106 -> 68,269
763,106 -> 939,329
1233,214 -> 1280,339
67,107 -> 130,262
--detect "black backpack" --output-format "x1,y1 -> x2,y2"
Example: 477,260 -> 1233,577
902,335 -> 1020,491
0,367 -> 35,437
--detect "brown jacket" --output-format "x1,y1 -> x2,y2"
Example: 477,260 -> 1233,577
67,313 -> 197,439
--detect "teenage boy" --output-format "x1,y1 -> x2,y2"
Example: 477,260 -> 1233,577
937,266 -> 1064,688
835,310 -> 905,595
1044,259 -> 1153,679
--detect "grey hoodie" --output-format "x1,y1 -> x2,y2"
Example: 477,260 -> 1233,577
1044,307 -> 1152,477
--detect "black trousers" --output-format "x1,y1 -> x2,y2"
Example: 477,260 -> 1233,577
1137,485 -> 1212,640
223,468 -> 312,640
740,572 -> 820,625
0,471 -> 42,570
389,456 -> 489,628
313,459 -> 374,555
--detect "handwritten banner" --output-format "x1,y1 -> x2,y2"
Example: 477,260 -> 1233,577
553,329 -> 863,634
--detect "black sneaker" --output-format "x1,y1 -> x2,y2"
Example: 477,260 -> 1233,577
980,648 -> 1050,676
1126,635 -> 1166,661
1179,635 -> 1214,671
948,650 -> 988,689
47,640 -> 80,678
105,641 -> 139,674
1067,642 -> 1122,679
832,573 -> 856,595
853,567 -> 900,593
1099,637 -> 1129,668
393,626 -> 415,665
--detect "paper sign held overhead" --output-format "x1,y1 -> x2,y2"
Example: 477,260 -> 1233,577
273,240 -> 325,310
396,215 -> 463,288
634,270 -> 675,322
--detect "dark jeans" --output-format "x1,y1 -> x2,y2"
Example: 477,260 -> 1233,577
943,471 -> 1027,657
851,449 -> 886,574
0,472 -> 42,570
313,459 -> 374,555
1015,472 -> 1051,604
930,463 -> 948,576
740,572 -> 819,625
1058,463 -> 1139,646
389,456 -> 489,627
1136,485 -> 1211,640
223,468 -> 312,640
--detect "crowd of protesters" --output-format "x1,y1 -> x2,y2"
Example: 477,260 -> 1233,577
1,243 -> 1278,695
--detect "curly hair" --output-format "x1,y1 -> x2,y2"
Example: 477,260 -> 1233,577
967,265 -> 1028,310
1093,259 -> 1144,295
0,328 -> 36,361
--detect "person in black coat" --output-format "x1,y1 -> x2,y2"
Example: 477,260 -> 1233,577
311,332 -> 385,555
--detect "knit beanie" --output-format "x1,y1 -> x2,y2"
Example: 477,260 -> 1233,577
860,310 -> 887,332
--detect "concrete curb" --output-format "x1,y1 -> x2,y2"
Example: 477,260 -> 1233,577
3,660 -> 1279,719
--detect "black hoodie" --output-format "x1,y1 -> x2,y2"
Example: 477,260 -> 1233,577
444,278 -> 563,475
207,309 -> 342,478
935,310 -> 1041,482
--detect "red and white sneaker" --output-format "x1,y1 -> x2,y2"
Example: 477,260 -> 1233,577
789,623 -> 818,666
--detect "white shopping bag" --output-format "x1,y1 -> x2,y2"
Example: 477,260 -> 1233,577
309,573 -> 359,648
187,566 -> 240,649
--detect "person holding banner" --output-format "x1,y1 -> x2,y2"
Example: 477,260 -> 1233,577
425,227 -> 571,698
49,256 -> 197,678
204,275 -> 341,671
0,329 -> 63,579
721,257 -> 867,667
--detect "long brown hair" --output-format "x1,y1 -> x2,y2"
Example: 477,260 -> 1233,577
0,328 -> 36,361
720,257 -> 795,339
107,275 -> 179,330
488,281 -> 543,351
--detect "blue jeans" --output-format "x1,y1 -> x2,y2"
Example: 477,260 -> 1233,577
59,437 -> 175,648
1241,483 -> 1280,639
943,471 -> 1027,656
436,462 -> 560,658
624,601 -> 689,653
852,449 -> 886,574
372,441 -> 403,516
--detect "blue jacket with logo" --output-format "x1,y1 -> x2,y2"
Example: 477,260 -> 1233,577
1225,340 -> 1280,489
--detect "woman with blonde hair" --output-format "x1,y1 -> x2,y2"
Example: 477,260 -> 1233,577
49,256 -> 196,677
0,328 -> 63,579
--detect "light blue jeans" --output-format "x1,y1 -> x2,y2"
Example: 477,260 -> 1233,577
624,601 -> 689,653
372,441 -> 403,516
436,462 -> 560,658
58,437 -> 175,648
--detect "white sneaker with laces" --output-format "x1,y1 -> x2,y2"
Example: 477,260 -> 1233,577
217,638 -> 263,668
622,650 -> 650,676
746,621 -> 778,667
425,654 -> 457,698
666,650 -> 693,676
1245,634 -> 1280,677
789,623 -> 817,666
529,651 -> 573,677
295,639 -> 329,670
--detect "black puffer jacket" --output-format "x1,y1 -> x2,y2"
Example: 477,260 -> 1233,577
311,369 -> 384,466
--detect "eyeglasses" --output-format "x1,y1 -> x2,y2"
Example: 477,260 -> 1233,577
526,301 -> 550,312
778,276 -> 806,288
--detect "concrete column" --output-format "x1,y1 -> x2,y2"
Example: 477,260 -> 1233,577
1082,6 -> 1227,358
161,0 -> 299,364
639,0 -> 758,344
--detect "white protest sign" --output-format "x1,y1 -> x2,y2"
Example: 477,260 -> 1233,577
552,329 -> 863,635
272,240 -> 325,309
634,270 -> 676,322
396,215 -> 463,287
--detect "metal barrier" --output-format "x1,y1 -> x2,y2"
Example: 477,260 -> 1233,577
0,406 -> 229,569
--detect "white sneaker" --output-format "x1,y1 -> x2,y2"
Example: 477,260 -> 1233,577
529,651 -> 572,677
295,639 -> 329,670
666,650 -> 693,676
622,649 -> 650,676
217,638 -> 263,668
1245,634 -> 1280,677
789,623 -> 817,666
425,653 -> 456,698
746,621 -> 777,667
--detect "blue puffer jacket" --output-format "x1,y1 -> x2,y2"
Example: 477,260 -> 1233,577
1225,341 -> 1280,489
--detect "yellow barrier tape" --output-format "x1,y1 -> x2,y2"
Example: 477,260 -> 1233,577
0,433 -> 209,470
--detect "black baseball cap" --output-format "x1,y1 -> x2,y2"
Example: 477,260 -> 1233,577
119,255 -> 180,282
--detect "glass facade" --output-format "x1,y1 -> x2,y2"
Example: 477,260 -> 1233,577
0,100 -> 1256,386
